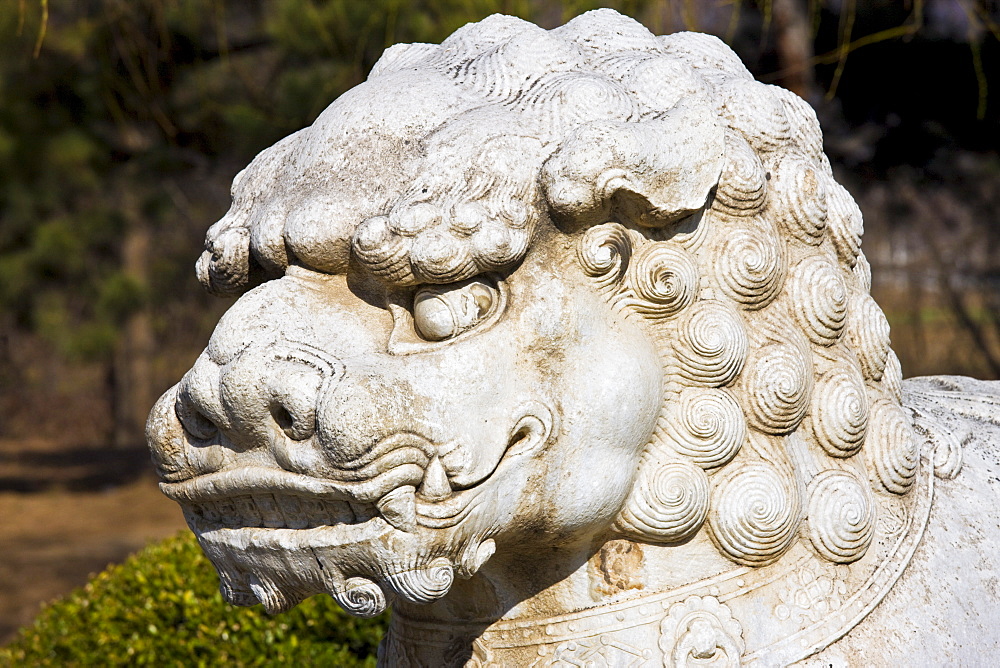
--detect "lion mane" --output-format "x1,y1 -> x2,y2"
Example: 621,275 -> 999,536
196,10 -> 916,569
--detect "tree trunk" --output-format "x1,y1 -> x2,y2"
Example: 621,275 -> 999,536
773,0 -> 818,102
111,203 -> 155,449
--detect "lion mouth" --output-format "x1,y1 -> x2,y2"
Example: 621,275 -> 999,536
178,488 -> 375,530
162,454 -> 490,535
161,465 -> 416,532
159,454 -> 505,616
162,403 -> 553,535
156,407 -> 551,615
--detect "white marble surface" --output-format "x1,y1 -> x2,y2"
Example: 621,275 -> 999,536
145,10 -> 1000,665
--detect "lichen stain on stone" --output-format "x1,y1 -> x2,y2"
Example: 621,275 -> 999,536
591,539 -> 644,598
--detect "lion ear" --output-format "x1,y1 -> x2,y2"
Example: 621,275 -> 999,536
541,104 -> 725,228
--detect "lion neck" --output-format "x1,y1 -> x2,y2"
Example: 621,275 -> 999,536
380,465 -> 932,667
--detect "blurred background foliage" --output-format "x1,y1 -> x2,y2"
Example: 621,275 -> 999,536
0,531 -> 387,665
0,0 -> 998,461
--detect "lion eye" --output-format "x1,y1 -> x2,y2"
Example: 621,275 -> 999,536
413,279 -> 497,341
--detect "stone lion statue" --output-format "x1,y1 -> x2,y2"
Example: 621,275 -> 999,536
146,10 -> 1000,665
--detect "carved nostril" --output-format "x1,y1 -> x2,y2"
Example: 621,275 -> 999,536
271,404 -> 294,432
505,402 -> 556,458
267,361 -> 324,442
270,399 -> 315,441
176,352 -> 230,441
149,385 -> 225,482
175,393 -> 219,441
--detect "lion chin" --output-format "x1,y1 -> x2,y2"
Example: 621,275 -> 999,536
147,8 -> 1000,666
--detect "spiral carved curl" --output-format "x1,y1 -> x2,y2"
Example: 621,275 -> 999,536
712,132 -> 766,216
659,31 -> 753,83
450,28 -> 581,101
625,241 -> 698,318
353,215 -> 416,285
708,463 -> 800,565
673,300 -> 748,386
719,79 -> 791,153
577,223 -> 633,288
382,557 -> 456,604
867,399 -> 919,494
849,293 -> 892,382
789,255 -> 848,346
409,229 -> 478,282
332,577 -> 388,618
714,217 -> 785,309
744,342 -> 813,434
806,469 -> 876,563
811,365 -> 869,458
770,154 -> 829,245
616,459 -> 710,543
517,71 -> 640,132
664,388 -> 747,469
827,181 -> 864,267
854,253 -> 873,293
774,85 -> 825,163
883,350 -> 904,403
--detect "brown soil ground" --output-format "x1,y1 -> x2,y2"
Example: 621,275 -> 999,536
0,439 -> 187,644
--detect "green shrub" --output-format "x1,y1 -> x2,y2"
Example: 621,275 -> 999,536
0,531 -> 387,666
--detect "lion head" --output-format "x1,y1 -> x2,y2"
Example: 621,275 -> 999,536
147,10 -> 917,621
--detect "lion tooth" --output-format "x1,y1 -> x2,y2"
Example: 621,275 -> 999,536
303,498 -> 326,519
256,494 -> 285,528
282,496 -> 309,529
201,502 -> 221,523
346,502 -> 365,523
324,500 -> 355,525
419,456 -> 452,501
216,498 -> 238,525
236,495 -> 262,527
376,485 -> 417,532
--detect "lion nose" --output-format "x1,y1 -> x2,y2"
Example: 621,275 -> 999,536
152,345 -> 346,478
145,353 -> 232,482
213,345 -> 345,458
